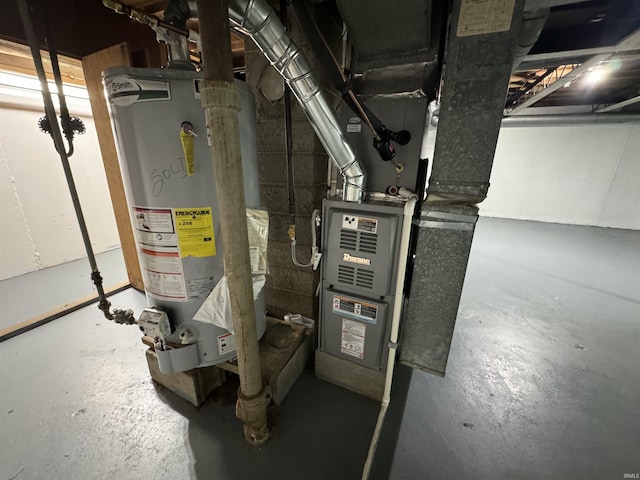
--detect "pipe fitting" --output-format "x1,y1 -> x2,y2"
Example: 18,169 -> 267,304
235,386 -> 271,446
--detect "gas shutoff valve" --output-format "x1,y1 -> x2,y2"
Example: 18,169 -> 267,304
138,308 -> 172,340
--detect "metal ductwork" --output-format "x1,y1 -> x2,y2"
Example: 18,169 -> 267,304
227,0 -> 366,202
512,8 -> 550,70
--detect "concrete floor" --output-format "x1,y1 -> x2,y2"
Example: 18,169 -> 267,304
1,218 -> 639,480
0,248 -> 127,330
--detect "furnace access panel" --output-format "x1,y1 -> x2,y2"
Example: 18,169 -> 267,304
319,198 -> 403,370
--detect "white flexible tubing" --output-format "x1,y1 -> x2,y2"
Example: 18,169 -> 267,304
361,194 -> 418,480
291,209 -> 320,268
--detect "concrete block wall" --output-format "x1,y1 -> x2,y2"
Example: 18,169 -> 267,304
244,38 -> 329,320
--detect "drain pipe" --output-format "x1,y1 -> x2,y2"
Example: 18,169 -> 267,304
227,0 -> 366,202
362,189 -> 418,480
196,0 -> 270,446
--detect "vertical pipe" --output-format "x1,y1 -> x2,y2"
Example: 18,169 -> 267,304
362,194 -> 417,479
279,0 -> 296,231
196,0 -> 269,446
17,0 -> 113,319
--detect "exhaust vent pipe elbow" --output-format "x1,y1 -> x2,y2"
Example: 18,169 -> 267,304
228,0 -> 365,202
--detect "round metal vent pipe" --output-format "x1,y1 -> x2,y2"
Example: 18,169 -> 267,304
227,0 -> 366,202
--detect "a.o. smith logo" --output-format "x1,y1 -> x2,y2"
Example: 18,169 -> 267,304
110,80 -> 134,92
343,253 -> 371,266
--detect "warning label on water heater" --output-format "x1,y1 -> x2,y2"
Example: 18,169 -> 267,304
132,206 -> 216,301
217,332 -> 236,355
133,207 -> 187,302
139,248 -> 187,301
341,318 -> 366,359
174,208 -> 216,258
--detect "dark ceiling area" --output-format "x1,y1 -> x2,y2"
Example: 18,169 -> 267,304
532,0 -> 640,53
1,0 -> 640,113
508,0 -> 640,112
0,0 -> 162,63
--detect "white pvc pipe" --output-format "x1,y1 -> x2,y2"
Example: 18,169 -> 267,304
361,193 -> 418,479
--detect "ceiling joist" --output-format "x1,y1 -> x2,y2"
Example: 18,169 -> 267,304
0,39 -> 85,85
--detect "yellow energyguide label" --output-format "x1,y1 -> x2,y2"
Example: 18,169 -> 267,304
174,207 -> 216,258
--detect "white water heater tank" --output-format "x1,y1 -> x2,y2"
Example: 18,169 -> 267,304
104,66 -> 266,372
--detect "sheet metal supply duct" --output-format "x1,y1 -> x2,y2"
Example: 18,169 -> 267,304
227,0 -> 366,202
512,8 -> 550,70
401,0 -> 525,376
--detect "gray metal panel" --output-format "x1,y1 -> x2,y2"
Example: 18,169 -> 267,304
319,198 -> 404,372
338,97 -> 428,194
400,205 -> 478,376
321,290 -> 389,369
324,206 -> 399,296
429,0 -> 525,202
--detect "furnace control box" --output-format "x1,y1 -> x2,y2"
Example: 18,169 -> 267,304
319,198 -> 404,370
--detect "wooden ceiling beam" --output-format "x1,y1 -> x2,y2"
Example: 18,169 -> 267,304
0,39 -> 85,85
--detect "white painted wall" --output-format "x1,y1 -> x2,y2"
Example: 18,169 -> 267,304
481,122 -> 640,230
0,79 -> 120,281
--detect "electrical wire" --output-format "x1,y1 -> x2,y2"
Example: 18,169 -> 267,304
291,210 -> 320,268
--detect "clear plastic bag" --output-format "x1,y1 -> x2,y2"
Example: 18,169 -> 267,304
247,208 -> 269,274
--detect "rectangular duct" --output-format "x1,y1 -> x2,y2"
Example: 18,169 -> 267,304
400,0 -> 525,376
400,205 -> 478,376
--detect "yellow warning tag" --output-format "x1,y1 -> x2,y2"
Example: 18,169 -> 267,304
180,130 -> 195,176
174,207 -> 216,258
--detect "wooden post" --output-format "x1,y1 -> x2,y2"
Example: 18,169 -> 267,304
82,44 -> 143,291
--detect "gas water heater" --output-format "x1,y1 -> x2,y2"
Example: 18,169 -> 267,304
105,66 -> 266,373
